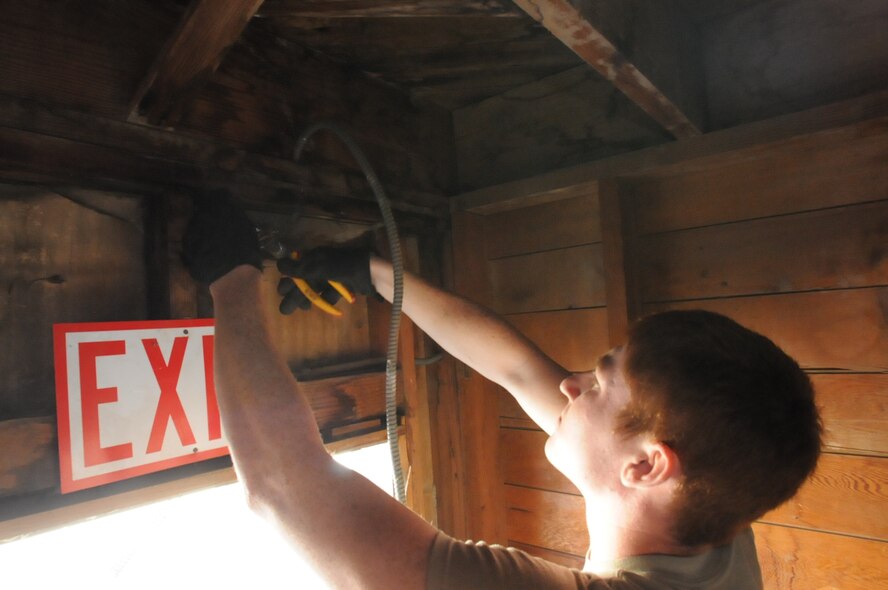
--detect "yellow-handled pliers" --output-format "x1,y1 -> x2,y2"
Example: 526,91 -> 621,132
287,251 -> 356,317
257,229 -> 357,317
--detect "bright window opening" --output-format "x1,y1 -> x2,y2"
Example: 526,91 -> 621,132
1,443 -> 395,590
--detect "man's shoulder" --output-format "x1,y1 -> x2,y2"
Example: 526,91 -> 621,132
427,533 -> 642,589
426,529 -> 763,590
605,529 -> 763,590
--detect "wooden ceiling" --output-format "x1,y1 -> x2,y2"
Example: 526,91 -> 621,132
673,0 -> 766,25
1,0 -> 886,198
255,1 -> 584,110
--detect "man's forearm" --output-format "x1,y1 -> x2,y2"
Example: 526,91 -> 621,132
209,265 -> 435,589
209,266 -> 328,489
370,256 -> 568,433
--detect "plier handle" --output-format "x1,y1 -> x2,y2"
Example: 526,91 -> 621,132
285,251 -> 356,317
257,229 -> 356,317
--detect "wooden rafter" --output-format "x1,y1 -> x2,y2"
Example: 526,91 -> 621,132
454,89 -> 888,214
511,0 -> 704,139
257,0 -> 522,18
129,0 -> 265,126
0,96 -> 448,222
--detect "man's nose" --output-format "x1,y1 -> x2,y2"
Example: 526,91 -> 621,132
560,373 -> 583,401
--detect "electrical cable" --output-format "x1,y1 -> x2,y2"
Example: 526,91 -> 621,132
293,122 -> 407,503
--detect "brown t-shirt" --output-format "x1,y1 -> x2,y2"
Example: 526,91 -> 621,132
427,529 -> 762,589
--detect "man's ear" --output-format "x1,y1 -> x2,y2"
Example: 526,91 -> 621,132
620,441 -> 682,489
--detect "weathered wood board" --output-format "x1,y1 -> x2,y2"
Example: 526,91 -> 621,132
753,523 -> 888,590
814,374 -> 888,456
489,245 -> 606,315
636,201 -> 888,302
484,192 -> 601,260
0,188 -> 146,419
643,288 -> 888,373
506,308 -> 609,372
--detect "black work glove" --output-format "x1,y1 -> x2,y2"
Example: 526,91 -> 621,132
181,190 -> 262,284
276,248 -> 374,314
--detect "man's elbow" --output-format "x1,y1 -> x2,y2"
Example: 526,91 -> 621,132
234,461 -> 289,519
242,484 -> 270,516
235,449 -> 335,516
229,470 -> 278,526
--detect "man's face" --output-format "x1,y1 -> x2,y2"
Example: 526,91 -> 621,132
545,347 -> 636,494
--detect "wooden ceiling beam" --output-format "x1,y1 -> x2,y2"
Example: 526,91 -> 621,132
0,96 -> 447,223
257,0 -> 522,18
129,0 -> 265,127
454,89 -> 888,214
511,0 -> 705,139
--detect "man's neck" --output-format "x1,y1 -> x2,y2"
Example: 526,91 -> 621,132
582,495 -> 704,573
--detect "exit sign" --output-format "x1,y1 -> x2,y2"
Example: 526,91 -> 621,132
53,319 -> 229,493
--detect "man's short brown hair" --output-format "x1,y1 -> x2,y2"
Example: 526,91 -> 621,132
618,310 -> 822,547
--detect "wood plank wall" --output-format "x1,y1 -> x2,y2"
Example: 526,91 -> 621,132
0,190 -> 436,527
450,193 -> 610,557
628,120 -> 888,587
449,108 -> 888,585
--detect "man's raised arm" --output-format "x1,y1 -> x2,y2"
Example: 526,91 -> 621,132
368,256 -> 568,435
184,196 -> 437,589
277,249 -> 569,434
211,266 -> 437,589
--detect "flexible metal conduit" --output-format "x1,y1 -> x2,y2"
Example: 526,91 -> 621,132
294,122 -> 407,503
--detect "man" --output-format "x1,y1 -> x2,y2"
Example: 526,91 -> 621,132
184,197 -> 821,589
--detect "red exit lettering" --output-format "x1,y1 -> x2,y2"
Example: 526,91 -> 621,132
143,337 -> 197,454
75,335 -> 219,465
56,320 -> 224,493
203,334 -> 222,441
79,340 -> 134,467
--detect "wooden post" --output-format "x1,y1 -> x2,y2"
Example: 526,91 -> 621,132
599,179 -> 640,346
400,237 -> 438,525
450,210 -> 506,544
365,231 -> 442,524
424,226 -> 469,538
